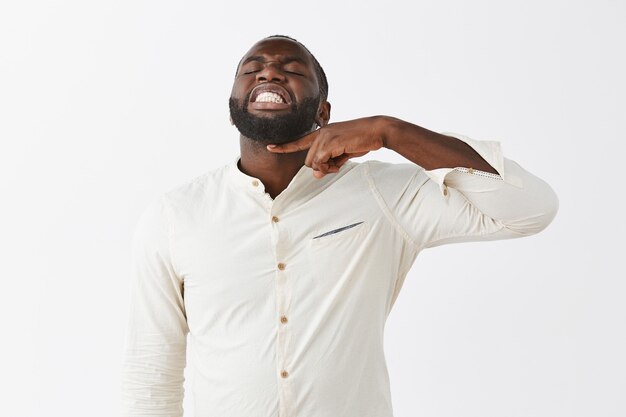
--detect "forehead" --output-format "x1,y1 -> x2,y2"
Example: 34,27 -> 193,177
239,38 -> 313,67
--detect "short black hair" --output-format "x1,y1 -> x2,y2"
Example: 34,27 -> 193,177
235,34 -> 329,102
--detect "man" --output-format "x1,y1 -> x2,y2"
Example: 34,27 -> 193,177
121,35 -> 558,417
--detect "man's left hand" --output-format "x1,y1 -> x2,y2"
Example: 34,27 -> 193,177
266,116 -> 387,179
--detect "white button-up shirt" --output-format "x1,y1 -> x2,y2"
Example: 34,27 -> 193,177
121,132 -> 558,417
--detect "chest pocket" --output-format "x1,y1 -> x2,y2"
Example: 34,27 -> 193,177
307,221 -> 370,280
309,221 -> 368,246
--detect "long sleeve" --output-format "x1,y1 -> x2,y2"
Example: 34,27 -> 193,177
365,132 -> 559,249
121,195 -> 189,417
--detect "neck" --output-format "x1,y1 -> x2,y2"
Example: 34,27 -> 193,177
238,135 -> 309,199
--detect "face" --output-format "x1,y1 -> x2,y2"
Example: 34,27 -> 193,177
229,38 -> 330,145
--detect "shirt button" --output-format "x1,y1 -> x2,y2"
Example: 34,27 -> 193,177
272,215 -> 279,223
442,187 -> 448,196
252,180 -> 259,187
277,262 -> 286,270
280,315 -> 288,324
280,370 -> 289,378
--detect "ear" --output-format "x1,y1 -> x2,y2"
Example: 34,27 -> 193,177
316,101 -> 331,127
229,115 -> 234,125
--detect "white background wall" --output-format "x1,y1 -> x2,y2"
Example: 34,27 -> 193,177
1,1 -> 624,416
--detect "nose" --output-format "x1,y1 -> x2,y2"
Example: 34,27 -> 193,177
256,62 -> 285,83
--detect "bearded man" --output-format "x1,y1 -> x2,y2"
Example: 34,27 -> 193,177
121,34 -> 558,417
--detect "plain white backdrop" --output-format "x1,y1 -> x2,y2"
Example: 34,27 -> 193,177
1,1 -> 624,416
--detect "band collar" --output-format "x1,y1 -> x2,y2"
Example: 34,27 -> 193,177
226,153 -> 353,200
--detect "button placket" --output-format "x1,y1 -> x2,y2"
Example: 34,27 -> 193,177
273,213 -> 294,414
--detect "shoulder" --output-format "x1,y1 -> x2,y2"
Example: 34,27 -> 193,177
159,163 -> 229,210
362,158 -> 429,189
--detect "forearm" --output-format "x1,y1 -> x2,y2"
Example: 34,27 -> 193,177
121,334 -> 187,416
379,115 -> 498,174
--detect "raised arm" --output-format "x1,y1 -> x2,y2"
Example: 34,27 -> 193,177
266,115 -> 559,247
121,195 -> 189,417
381,115 -> 500,174
379,117 -> 559,246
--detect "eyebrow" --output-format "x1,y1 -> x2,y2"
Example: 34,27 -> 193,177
240,55 -> 308,67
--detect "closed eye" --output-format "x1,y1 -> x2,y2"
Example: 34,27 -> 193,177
242,70 -> 302,76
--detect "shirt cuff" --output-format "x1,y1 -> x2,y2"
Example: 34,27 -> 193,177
422,131 -> 521,196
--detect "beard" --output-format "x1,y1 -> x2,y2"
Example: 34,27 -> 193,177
229,92 -> 320,145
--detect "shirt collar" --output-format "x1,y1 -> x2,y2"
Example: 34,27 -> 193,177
226,153 -> 355,202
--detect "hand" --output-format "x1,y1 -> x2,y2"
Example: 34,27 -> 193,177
266,116 -> 386,178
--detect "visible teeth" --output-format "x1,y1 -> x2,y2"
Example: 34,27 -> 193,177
255,91 -> 285,103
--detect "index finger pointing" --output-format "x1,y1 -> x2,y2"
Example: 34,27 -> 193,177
266,129 -> 320,153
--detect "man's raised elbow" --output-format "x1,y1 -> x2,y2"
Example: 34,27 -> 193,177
508,188 -> 559,237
